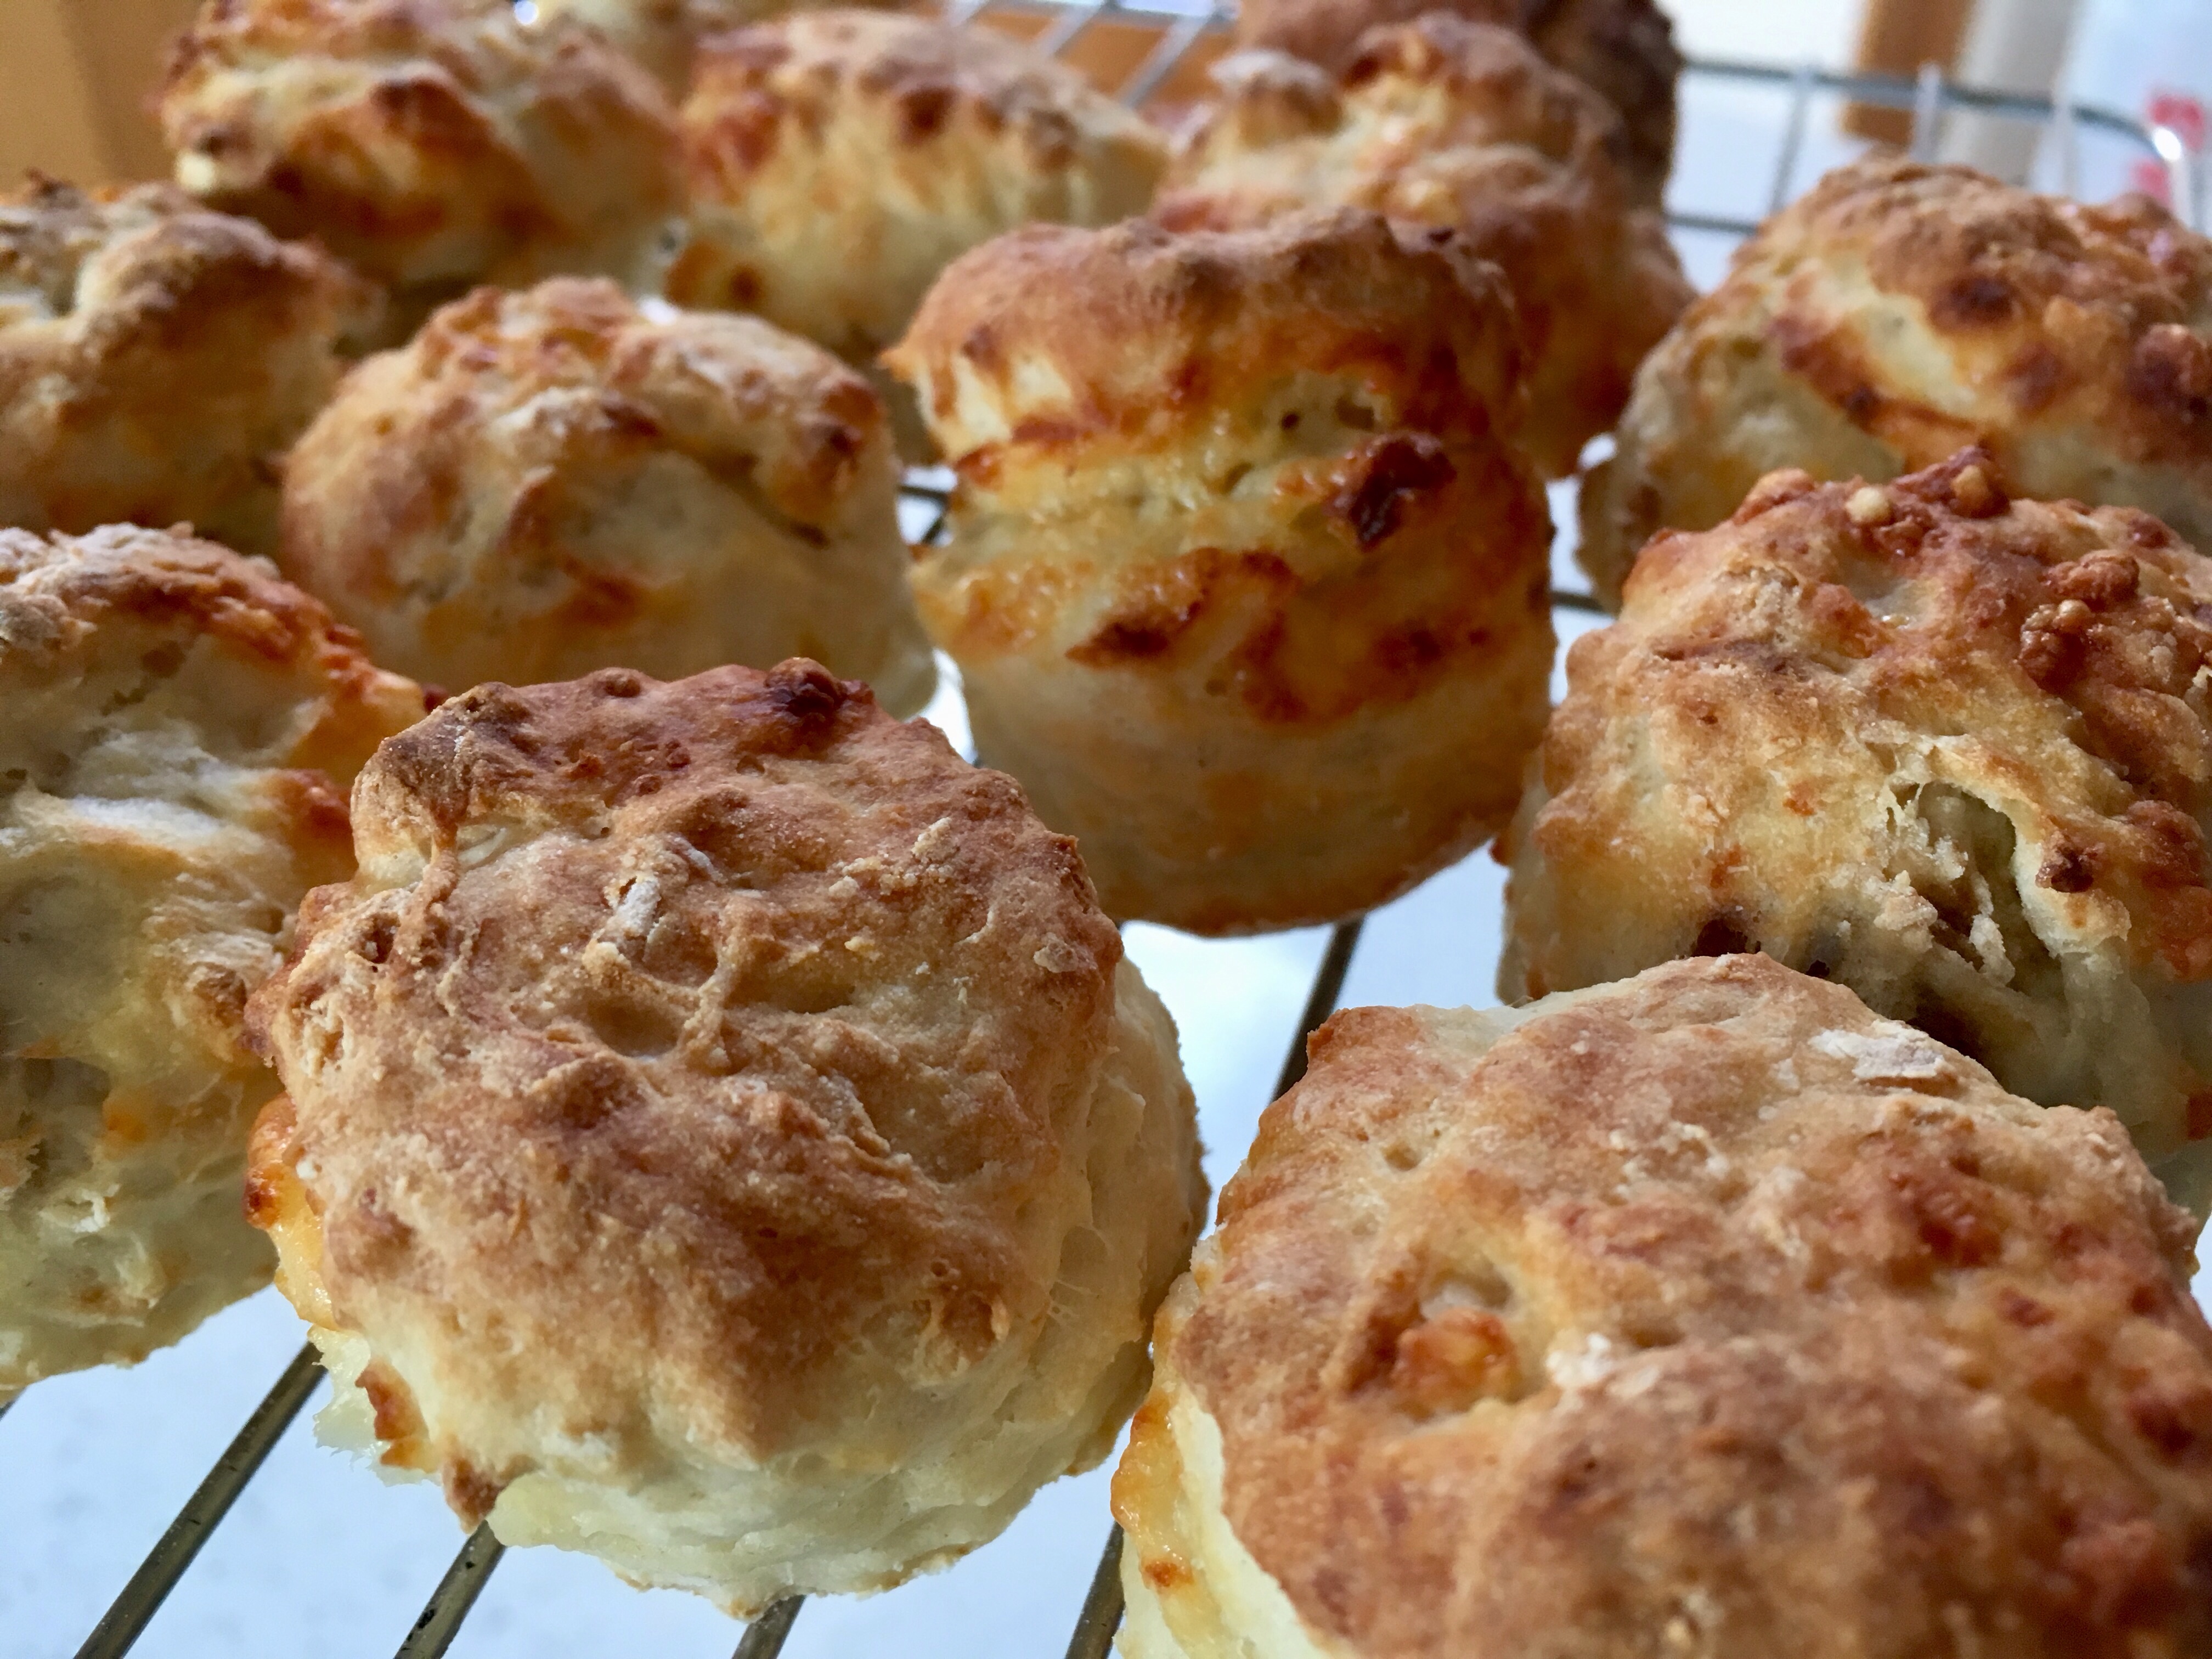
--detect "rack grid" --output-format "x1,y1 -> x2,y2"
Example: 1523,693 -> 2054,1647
18,5 -> 2197,1658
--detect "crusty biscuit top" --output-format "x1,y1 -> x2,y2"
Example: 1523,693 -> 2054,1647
0,522 -> 424,793
0,175 -> 357,331
162,0 -> 665,159
1170,953 -> 2212,1656
0,175 -> 374,555
1231,0 -> 1679,203
169,0 -> 563,71
885,207 -> 1524,470
1177,16 -> 1637,202
1584,450 -> 2212,995
1711,156 -> 2212,490
682,8 -> 1154,180
1158,18 -> 1688,477
250,662 -> 1127,1466
667,8 -> 1169,358
160,0 -> 675,287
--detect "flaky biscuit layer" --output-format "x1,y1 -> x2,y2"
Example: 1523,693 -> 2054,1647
1118,955 -> 2212,1658
1508,452 -> 2212,1170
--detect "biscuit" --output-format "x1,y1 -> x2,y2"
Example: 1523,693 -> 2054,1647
1231,0 -> 1679,205
884,208 -> 1554,934
0,524 -> 423,1398
664,7 -> 1167,448
1504,452 -> 2212,1175
0,176 -> 372,558
1116,953 -> 2212,1659
246,660 -> 1205,1611
160,0 -> 679,316
1157,18 -> 1692,478
278,278 -> 935,712
1581,157 -> 2212,608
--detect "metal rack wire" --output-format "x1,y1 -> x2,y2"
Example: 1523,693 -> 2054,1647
25,5 -> 2199,1659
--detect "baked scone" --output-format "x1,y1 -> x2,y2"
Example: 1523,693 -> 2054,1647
883,208 -> 1554,935
0,525 -> 423,1400
1581,157 -> 2212,608
1231,0 -> 1679,205
664,7 -> 1168,444
1116,953 -> 2212,1659
535,0 -> 888,92
278,278 -> 935,711
1503,452 -> 2212,1175
1156,18 -> 1692,478
160,0 -> 679,318
535,0 -> 740,91
245,660 -> 1205,1610
0,176 -> 373,558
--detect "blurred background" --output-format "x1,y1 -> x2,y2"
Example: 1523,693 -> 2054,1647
4,0 -> 2209,1656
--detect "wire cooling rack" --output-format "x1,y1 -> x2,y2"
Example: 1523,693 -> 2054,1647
8,5 -> 2197,1659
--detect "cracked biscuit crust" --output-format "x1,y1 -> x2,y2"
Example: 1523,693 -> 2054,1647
0,176 -> 371,558
1582,157 -> 2212,607
278,277 -> 934,710
0,524 -> 422,1396
247,660 -> 1204,1609
1115,954 -> 2212,1659
885,208 -> 1553,933
161,0 -> 678,297
1505,451 -> 2212,1167
1158,18 -> 1690,477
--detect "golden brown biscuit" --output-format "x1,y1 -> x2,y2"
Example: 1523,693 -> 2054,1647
0,176 -> 372,558
0,524 -> 423,1399
160,0 -> 679,315
1115,953 -> 2212,1659
536,0 -> 743,91
884,208 -> 1553,935
536,0 -> 891,92
1504,452 -> 2212,1175
278,278 -> 935,711
665,7 -> 1167,445
246,659 -> 1205,1610
1582,157 -> 2212,609
1232,0 -> 1679,205
1157,18 -> 1692,478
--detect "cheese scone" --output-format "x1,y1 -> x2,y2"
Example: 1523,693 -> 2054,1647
247,660 -> 1205,1611
886,208 -> 1554,934
1118,954 -> 2212,1659
535,0 -> 893,93
1231,0 -> 1679,205
0,524 -> 422,1399
665,8 -> 1166,449
278,277 -> 934,709
161,0 -> 679,321
1504,451 -> 2212,1177
1581,157 -> 2212,607
1158,18 -> 1691,478
0,177 -> 372,558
